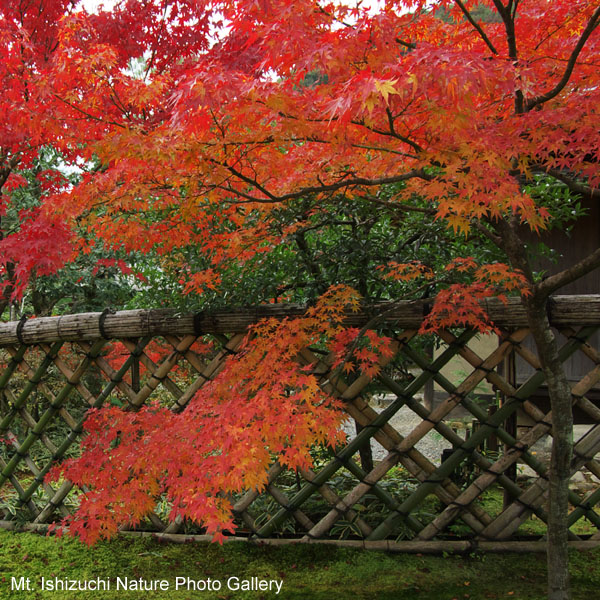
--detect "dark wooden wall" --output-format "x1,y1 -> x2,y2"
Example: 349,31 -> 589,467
517,197 -> 600,393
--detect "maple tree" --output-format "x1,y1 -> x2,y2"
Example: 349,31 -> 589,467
1,1 -> 600,598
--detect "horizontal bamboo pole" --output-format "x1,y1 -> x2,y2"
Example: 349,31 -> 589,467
1,521 -> 599,553
2,296 -> 600,345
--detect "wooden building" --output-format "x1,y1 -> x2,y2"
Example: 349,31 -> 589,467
517,196 -> 600,422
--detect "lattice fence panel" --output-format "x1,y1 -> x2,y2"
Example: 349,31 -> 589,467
0,301 -> 599,550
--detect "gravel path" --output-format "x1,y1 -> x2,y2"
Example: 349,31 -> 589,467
341,397 -> 598,488
342,399 -> 454,466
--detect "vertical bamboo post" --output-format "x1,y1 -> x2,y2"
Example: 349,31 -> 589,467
502,348 -> 517,509
131,338 -> 140,393
355,420 -> 374,474
423,339 -> 435,412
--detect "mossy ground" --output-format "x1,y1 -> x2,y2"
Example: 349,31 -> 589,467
0,531 -> 599,599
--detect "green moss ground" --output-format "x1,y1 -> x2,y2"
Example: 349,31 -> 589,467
0,532 -> 599,599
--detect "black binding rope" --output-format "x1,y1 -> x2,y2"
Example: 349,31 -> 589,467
458,443 -> 476,456
422,301 -> 432,317
16,315 -> 28,345
422,476 -> 446,485
193,312 -> 203,337
515,496 -> 540,513
569,329 -> 591,345
98,308 -> 115,340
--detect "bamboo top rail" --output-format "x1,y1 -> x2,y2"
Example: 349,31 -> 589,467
0,295 -> 599,346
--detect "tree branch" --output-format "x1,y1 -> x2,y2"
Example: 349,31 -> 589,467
395,37 -> 416,50
53,94 -> 127,129
491,0 -> 509,22
526,5 -> 600,111
492,217 -> 536,286
362,194 -> 436,215
352,117 -> 425,154
453,0 -> 499,55
545,169 -> 600,200
510,165 -> 600,200
471,219 -> 503,248
0,155 -> 20,189
214,162 -> 432,204
537,247 -> 600,298
492,0 -> 523,112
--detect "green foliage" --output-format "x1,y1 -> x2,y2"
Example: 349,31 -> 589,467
2,148 -> 140,318
235,465 -> 434,541
522,175 -> 588,280
3,161 -> 576,319
142,188 -> 505,313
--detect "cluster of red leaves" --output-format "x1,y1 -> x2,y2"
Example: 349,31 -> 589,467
330,328 -> 395,378
2,0 -> 599,299
378,261 -> 435,282
421,259 -> 530,334
0,209 -> 75,299
378,257 -> 529,333
46,285 -> 385,544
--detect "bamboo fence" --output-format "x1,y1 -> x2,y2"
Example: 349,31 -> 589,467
0,295 -> 599,552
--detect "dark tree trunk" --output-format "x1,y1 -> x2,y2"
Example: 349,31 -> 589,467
522,297 -> 572,600
495,218 -> 575,599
